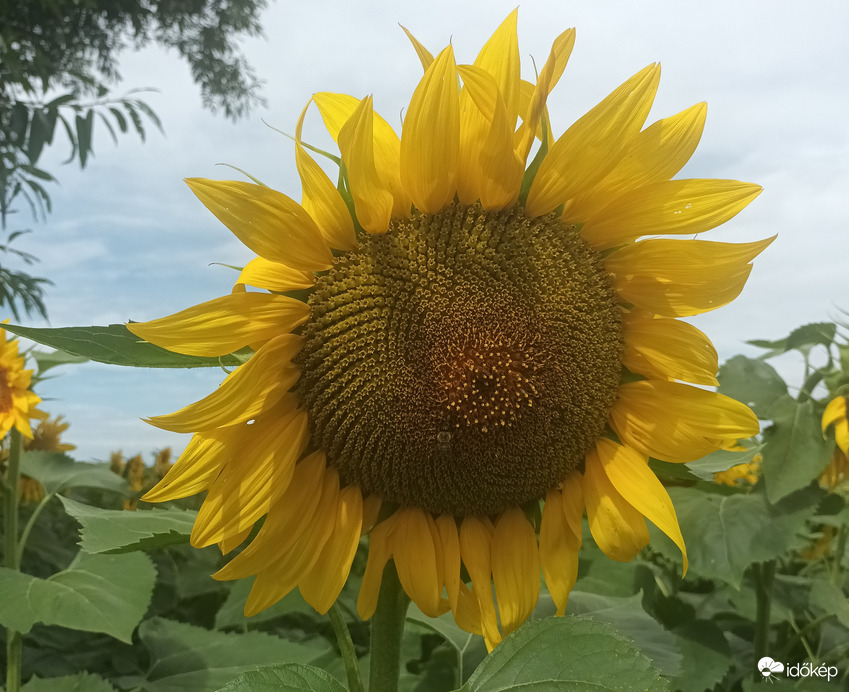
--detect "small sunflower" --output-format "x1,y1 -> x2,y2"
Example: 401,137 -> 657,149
129,13 -> 766,648
0,327 -> 44,440
823,395 -> 849,456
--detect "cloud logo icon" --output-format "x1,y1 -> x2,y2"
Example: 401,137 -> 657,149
758,657 -> 785,678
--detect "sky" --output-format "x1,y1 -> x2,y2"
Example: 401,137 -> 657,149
8,0 -> 849,463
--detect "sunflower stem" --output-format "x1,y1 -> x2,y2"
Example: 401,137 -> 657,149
328,602 -> 365,692
753,559 -> 776,681
4,428 -> 23,692
368,560 -> 409,692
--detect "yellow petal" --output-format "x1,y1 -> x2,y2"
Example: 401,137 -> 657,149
610,380 -> 760,463
400,25 -> 434,71
566,102 -> 707,221
492,508 -> 540,636
823,396 -> 849,455
581,178 -> 762,250
540,489 -> 581,616
128,292 -> 309,357
436,514 -> 461,612
595,438 -> 688,574
300,485 -> 364,614
583,448 -> 649,561
190,403 -> 307,548
143,426 -> 240,502
337,96 -> 394,234
516,79 -> 553,145
453,585 -> 484,636
459,516 -> 500,646
606,237 -> 775,317
525,64 -> 661,217
456,64 -> 524,209
400,45 -> 460,213
473,9 -> 521,129
295,101 -> 357,250
185,178 -> 333,272
214,450 -> 327,579
515,28 -> 575,163
147,335 -> 302,433
218,526 -> 251,555
237,257 -> 314,292
622,311 -> 719,385
313,92 -> 411,218
357,514 -> 396,619
245,468 -> 340,616
362,494 -> 382,535
561,472 -> 585,540
393,507 -> 442,617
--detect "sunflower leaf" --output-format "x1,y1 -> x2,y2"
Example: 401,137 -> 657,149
57,496 -> 196,554
21,672 -> 118,692
213,664 -> 346,692
0,552 -> 155,641
20,451 -> 127,495
648,485 -> 823,587
118,617 -> 332,692
458,616 -> 667,691
1,322 -> 247,368
761,396 -> 833,502
717,355 -> 787,419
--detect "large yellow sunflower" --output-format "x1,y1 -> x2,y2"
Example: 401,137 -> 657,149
129,12 -> 767,649
0,328 -> 44,440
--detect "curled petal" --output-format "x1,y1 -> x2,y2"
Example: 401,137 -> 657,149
583,448 -> 649,561
594,438 -> 687,573
622,311 -> 719,385
606,237 -> 775,317
610,380 -> 760,462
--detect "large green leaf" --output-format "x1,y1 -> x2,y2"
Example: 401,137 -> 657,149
213,665 -> 346,692
407,606 -> 486,687
0,552 -> 155,641
459,616 -> 667,691
668,621 -> 731,692
564,592 -> 681,678
650,485 -> 822,587
718,355 -> 787,418
21,673 -> 117,692
761,396 -> 833,502
121,617 -> 333,692
1,323 -> 247,368
58,496 -> 196,553
20,451 -> 127,495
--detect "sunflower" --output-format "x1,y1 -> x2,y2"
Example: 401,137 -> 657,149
129,12 -> 766,648
0,327 -> 44,440
823,395 -> 849,456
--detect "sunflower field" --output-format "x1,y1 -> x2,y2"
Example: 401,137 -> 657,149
2,9 -> 848,692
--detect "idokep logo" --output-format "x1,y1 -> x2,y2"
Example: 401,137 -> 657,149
757,656 -> 840,683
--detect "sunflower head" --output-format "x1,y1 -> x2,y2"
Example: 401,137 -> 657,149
0,327 -> 45,440
128,11 -> 767,647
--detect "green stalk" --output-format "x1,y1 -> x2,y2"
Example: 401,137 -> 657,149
4,428 -> 23,692
328,602 -> 365,692
368,561 -> 410,692
753,560 -> 776,681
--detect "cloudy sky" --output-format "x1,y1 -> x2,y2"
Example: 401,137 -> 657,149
11,0 -> 849,462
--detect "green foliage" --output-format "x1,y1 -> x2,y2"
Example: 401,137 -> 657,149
1,322 -> 248,368
214,664 -> 347,691
0,552 -> 155,641
3,318 -> 849,690
458,617 -> 667,691
0,0 -> 267,317
58,496 -> 196,553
